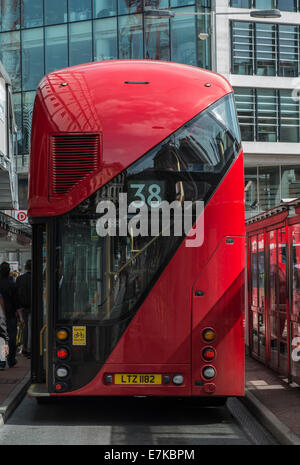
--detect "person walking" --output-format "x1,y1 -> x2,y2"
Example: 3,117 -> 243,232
16,260 -> 32,358
0,262 -> 18,368
0,292 -> 8,370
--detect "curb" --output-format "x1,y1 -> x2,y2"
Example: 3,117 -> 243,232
242,388 -> 300,446
0,373 -> 31,425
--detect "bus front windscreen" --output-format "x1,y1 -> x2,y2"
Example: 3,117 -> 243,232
55,93 -> 242,323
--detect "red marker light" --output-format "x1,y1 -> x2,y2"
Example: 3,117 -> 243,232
55,383 -> 63,391
202,347 -> 216,361
57,348 -> 69,360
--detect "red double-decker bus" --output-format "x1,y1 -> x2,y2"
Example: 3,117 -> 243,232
28,60 -> 245,402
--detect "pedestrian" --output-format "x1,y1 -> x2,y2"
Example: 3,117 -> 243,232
16,259 -> 32,358
0,262 -> 18,368
0,292 -> 8,370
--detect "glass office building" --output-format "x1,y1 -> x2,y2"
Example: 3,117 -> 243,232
0,0 -> 212,207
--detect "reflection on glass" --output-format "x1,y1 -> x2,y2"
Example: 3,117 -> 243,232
245,168 -> 258,214
281,165 -> 300,200
68,0 -> 91,21
12,93 -> 22,155
268,230 -> 277,310
22,28 -> 44,91
170,0 -> 194,5
0,31 -> 21,91
93,0 -> 117,18
171,7 -> 196,66
22,91 -> 35,154
119,14 -> 143,59
259,166 -> 280,211
94,17 -> 118,61
145,17 -> 170,60
45,0 -> 67,25
45,25 -> 68,74
118,0 -> 143,15
56,94 -> 241,321
232,22 -> 254,75
69,21 -> 92,66
22,0 -> 43,28
0,0 -> 20,31
291,323 -> 300,379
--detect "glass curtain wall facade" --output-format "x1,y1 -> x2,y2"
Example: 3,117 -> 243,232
0,0 -> 212,207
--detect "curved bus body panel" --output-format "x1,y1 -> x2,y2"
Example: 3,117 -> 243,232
29,60 -> 232,218
28,61 -> 245,399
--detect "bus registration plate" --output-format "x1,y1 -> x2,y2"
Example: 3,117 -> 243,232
114,374 -> 162,385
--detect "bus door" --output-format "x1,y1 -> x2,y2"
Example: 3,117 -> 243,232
266,227 -> 288,375
31,223 -> 48,385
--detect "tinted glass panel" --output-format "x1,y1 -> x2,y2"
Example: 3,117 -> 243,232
68,0 -> 91,22
45,25 -> 68,74
245,167 -> 258,215
119,14 -> 143,59
234,88 -> 255,141
22,0 -> 43,28
94,17 -> 118,61
93,0 -> 117,18
171,7 -> 197,66
145,17 -> 170,60
230,0 -> 251,6
22,91 -> 35,154
277,0 -> 297,11
251,237 -> 258,307
118,0 -> 143,15
281,165 -> 300,200
69,21 -> 92,66
22,28 -> 44,91
0,31 -> 21,91
0,0 -> 20,31
257,89 -> 277,142
45,0 -> 67,25
56,94 -> 241,322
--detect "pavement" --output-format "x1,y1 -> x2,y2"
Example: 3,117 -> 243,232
0,352 -> 300,445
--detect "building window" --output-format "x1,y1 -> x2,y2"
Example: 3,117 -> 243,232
44,0 -> 67,25
278,25 -> 299,77
69,21 -> 92,66
245,165 -> 300,217
144,16 -> 170,60
0,0 -> 20,32
21,0 -> 43,29
171,7 -> 197,66
0,31 -> 21,91
230,0 -> 297,10
45,25 -> 68,75
68,0 -> 91,22
232,22 -> 300,77
281,166 -> 300,200
94,17 -> 118,61
22,28 -> 44,91
119,14 -> 143,59
234,88 -> 300,143
93,0 -> 117,18
231,22 -> 254,75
